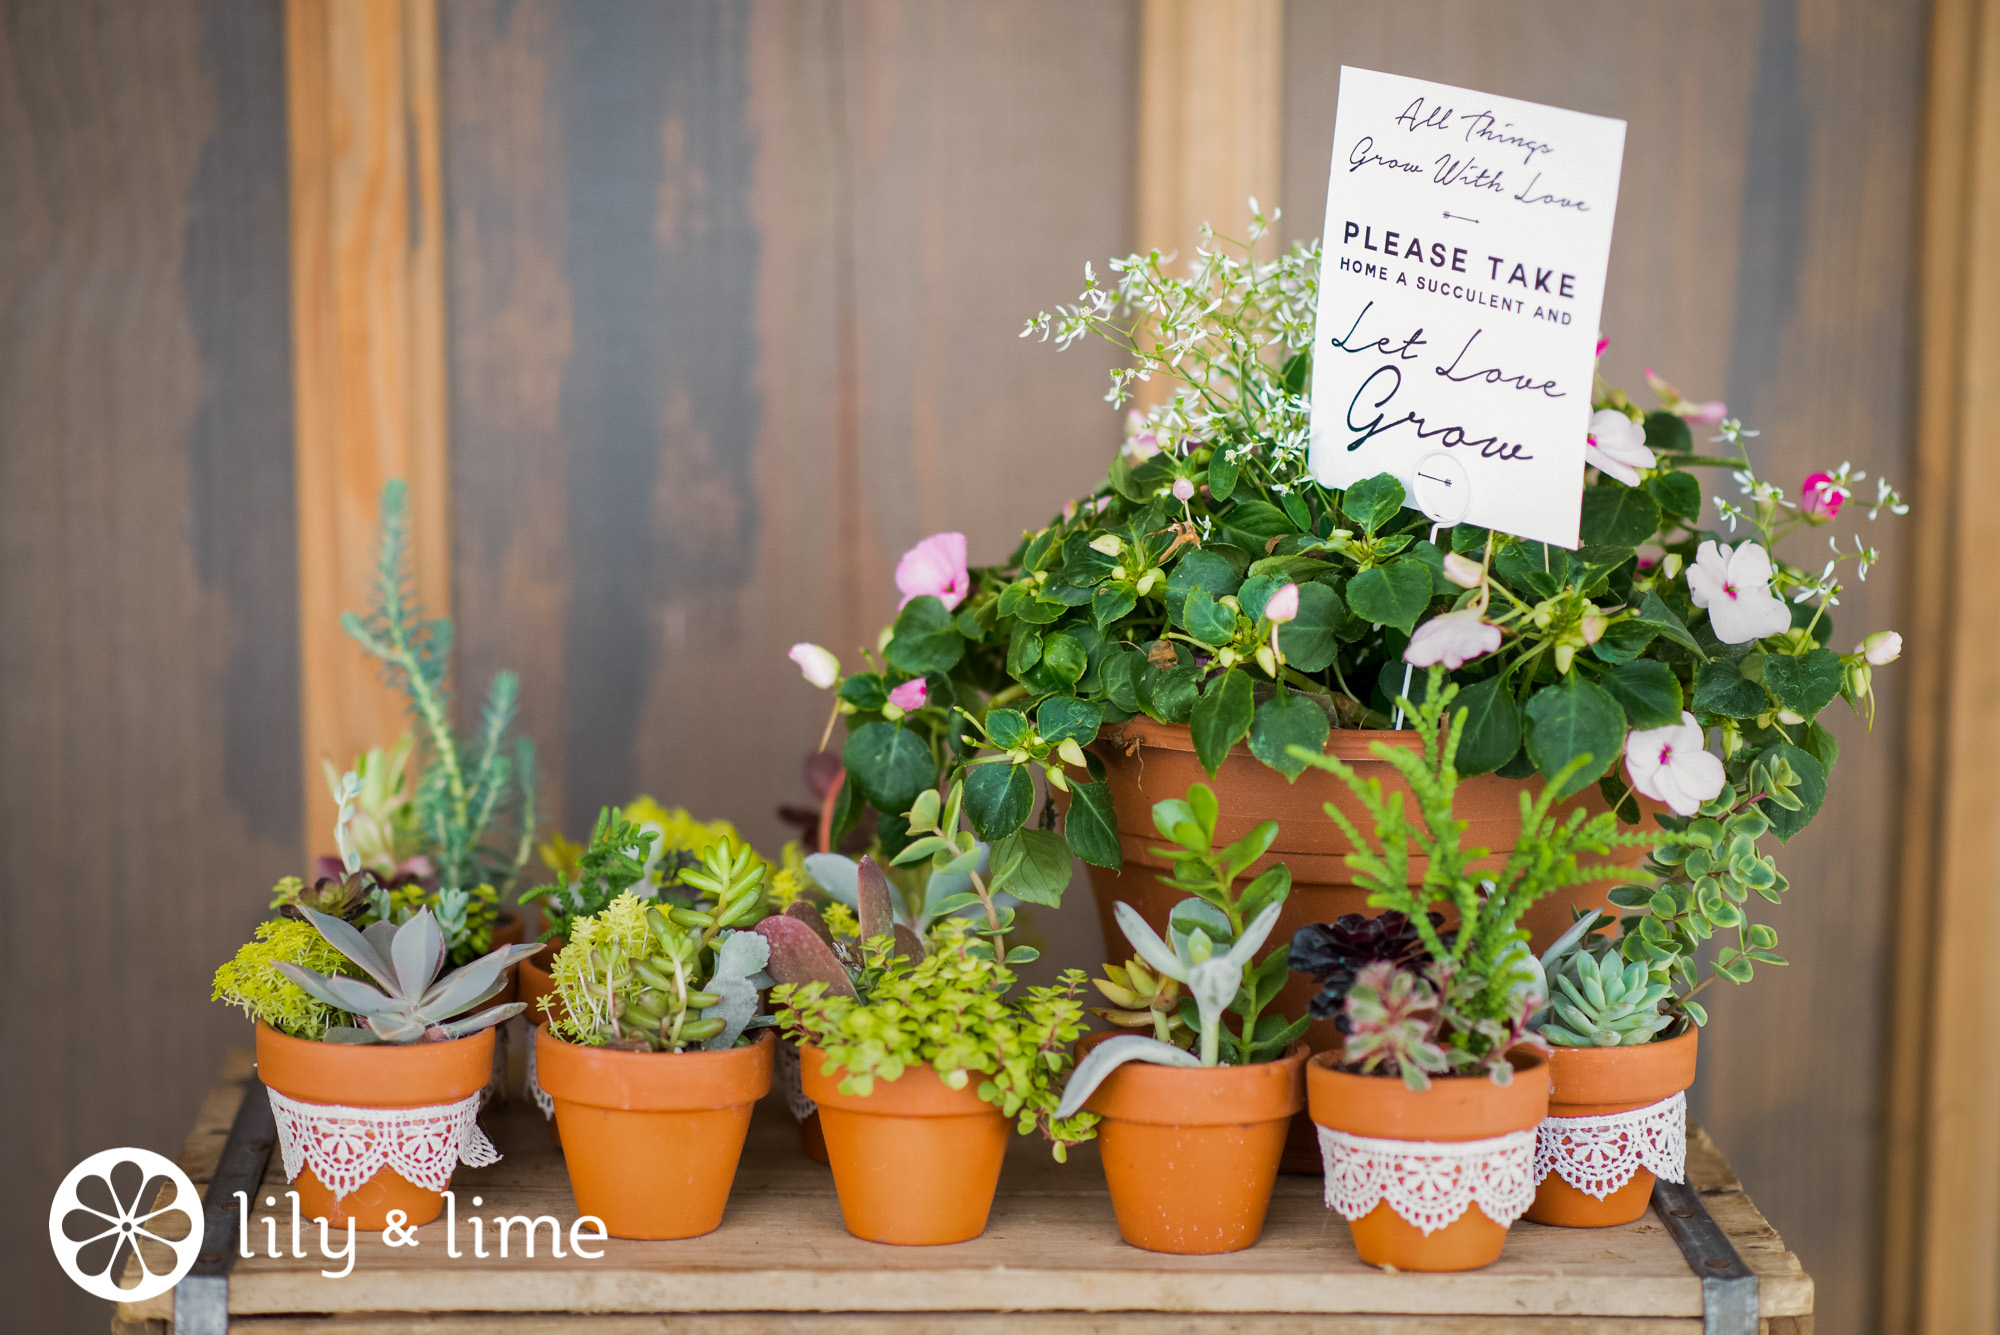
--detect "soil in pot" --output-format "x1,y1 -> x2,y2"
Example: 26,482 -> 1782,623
801,1044 -> 1009,1245
534,1026 -> 774,1239
1081,1033 -> 1308,1254
1307,1048 -> 1550,1271
255,1023 -> 496,1231
1528,1026 -> 1698,1227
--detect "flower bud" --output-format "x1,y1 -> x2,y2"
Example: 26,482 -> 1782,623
1441,552 -> 1484,589
1255,644 -> 1278,677
1217,648 -> 1239,668
788,643 -> 841,689
1264,582 -> 1300,624
1554,643 -> 1576,674
1859,630 -> 1902,666
1089,533 -> 1123,557
1045,766 -> 1071,793
1581,612 -> 1607,645
1172,476 -> 1195,502
1135,569 -> 1160,596
1057,737 -> 1087,768
1661,553 -> 1684,580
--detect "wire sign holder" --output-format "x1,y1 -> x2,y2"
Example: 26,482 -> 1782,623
1393,452 -> 1471,729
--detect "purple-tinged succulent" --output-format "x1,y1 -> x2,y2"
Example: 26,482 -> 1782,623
1289,911 -> 1440,1028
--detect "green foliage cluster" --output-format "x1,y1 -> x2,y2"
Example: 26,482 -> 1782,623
521,808 -> 659,943
774,918 -> 1098,1159
211,918 -> 359,1041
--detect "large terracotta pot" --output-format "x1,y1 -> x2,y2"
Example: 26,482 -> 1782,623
255,1023 -> 495,1231
1080,1033 -> 1308,1254
1307,1049 -> 1549,1271
535,1026 -> 773,1239
801,1044 -> 1009,1245
1527,1026 -> 1698,1227
1088,719 -> 1661,1056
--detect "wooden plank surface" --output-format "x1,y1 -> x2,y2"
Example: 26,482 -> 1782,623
123,1047 -> 1810,1326
0,2 -> 302,1332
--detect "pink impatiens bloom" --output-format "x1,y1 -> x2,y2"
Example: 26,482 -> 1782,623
1264,582 -> 1300,624
1625,711 -> 1727,817
1685,540 -> 1791,644
1644,368 -> 1728,424
788,643 -> 840,689
886,678 -> 929,711
1800,472 -> 1847,520
1441,552 -> 1484,589
1585,409 -> 1656,487
895,532 -> 970,610
1403,610 -> 1502,670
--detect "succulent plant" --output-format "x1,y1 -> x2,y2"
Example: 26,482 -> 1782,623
275,906 -> 540,1045
803,842 -> 997,939
548,891 -> 772,1053
1538,941 -> 1674,1048
212,919 -> 362,1041
1289,910 -> 1440,1028
755,854 -> 928,1001
1342,960 -> 1450,1089
1088,957 -> 1193,1047
521,807 -> 659,943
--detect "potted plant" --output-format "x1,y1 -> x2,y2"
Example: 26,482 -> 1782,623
211,900 -> 539,1231
533,840 -> 775,1240
1289,671 -> 1653,1271
1050,784 -> 1309,1254
785,211 -> 1906,1034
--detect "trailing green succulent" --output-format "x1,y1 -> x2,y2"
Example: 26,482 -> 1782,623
342,480 -> 538,897
211,918 -> 361,1041
546,890 -> 771,1053
1534,914 -> 1674,1047
521,808 -> 659,943
319,735 -> 423,879
1147,781 -> 1292,938
275,906 -> 540,1045
775,917 -> 1098,1158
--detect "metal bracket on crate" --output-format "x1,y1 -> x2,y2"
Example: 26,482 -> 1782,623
174,1074 -> 276,1335
1652,1176 -> 1759,1335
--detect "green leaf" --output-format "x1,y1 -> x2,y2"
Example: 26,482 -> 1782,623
1181,586 -> 1239,646
989,828 -> 1074,906
841,722 -> 936,814
1646,470 -> 1703,519
1342,473 -> 1406,534
1524,677 -> 1627,798
962,763 -> 1034,842
838,674 -> 889,712
885,595 -> 966,675
1221,500 -> 1294,546
1037,695 -> 1103,745
985,707 -> 1030,749
1279,349 -> 1311,394
1042,633 -> 1087,684
1163,549 -> 1242,622
1600,659 -> 1684,729
1091,585 -> 1138,629
1276,582 -> 1346,672
1804,719 -> 1840,774
1237,573 -> 1286,622
1248,692 -> 1330,779
1099,646 -> 1144,713
1756,743 -> 1827,842
1190,668 -> 1254,777
1452,677 -> 1523,776
1207,448 -> 1241,502
1643,410 -> 1693,456
1589,618 -> 1658,665
1062,779 -> 1123,868
1006,625 -> 1044,678
1636,591 -> 1706,658
1139,661 -> 1201,724
1344,560 -> 1433,635
1692,660 -> 1768,720
1762,647 -> 1842,720
1579,484 -> 1662,547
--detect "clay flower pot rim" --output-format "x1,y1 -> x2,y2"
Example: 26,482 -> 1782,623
1306,1047 -> 1551,1141
1100,715 -> 1425,763
1081,1039 -> 1310,1127
535,1025 -> 774,1112
799,1044 -> 1002,1119
1545,1024 -> 1699,1116
254,1021 -> 496,1108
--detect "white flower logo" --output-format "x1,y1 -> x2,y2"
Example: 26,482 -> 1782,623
49,1148 -> 201,1302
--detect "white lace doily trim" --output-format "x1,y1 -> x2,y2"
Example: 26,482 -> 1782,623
267,1085 -> 500,1201
776,1041 -> 817,1124
1318,1125 -> 1538,1234
1533,1089 -> 1686,1199
524,1033 -> 555,1121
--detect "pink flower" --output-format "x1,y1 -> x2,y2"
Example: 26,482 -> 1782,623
886,678 -> 929,711
1264,583 -> 1300,624
1595,335 -> 1609,358
1172,476 -> 1195,502
1686,540 -> 1791,644
1403,610 -> 1502,670
1800,472 -> 1846,520
1585,409 -> 1656,487
1624,711 -> 1726,817
1644,368 -> 1726,424
1859,630 -> 1902,666
895,532 -> 969,611
1122,409 -> 1162,461
1441,552 -> 1484,589
788,643 -> 840,689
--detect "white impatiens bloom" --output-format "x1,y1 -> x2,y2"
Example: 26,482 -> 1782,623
1625,712 -> 1727,817
788,643 -> 840,689
1584,408 -> 1656,486
1403,610 -> 1502,670
1685,540 -> 1792,644
1859,631 -> 1903,665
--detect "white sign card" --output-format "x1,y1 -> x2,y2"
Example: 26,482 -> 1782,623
1306,68 -> 1627,548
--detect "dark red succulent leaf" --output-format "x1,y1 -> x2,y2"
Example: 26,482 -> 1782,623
1289,911 -> 1443,1028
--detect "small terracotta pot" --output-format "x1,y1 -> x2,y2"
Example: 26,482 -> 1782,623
535,1026 -> 774,1239
1307,1049 -> 1549,1271
1527,1027 -> 1699,1227
1080,1033 -> 1308,1253
801,1044 -> 1009,1245
255,1022 -> 495,1231
488,911 -> 526,1004
517,943 -> 564,1144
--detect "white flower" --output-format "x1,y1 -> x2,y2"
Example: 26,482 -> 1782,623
1403,610 -> 1502,669
1584,409 -> 1656,487
1859,631 -> 1902,666
1685,540 -> 1792,644
788,643 -> 840,689
1624,712 -> 1726,817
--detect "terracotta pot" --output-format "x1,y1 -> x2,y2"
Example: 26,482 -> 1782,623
518,942 -> 561,1028
801,1044 -> 1009,1245
1088,719 -> 1661,1057
1527,1027 -> 1699,1227
255,1022 -> 495,1231
535,1026 -> 774,1239
1307,1048 -> 1549,1271
1079,1032 -> 1308,1253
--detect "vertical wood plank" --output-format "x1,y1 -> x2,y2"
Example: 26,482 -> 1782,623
1880,1 -> 2000,1330
287,0 -> 451,856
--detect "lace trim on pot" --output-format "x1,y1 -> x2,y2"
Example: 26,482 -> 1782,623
1533,1089 -> 1687,1200
267,1086 -> 500,1202
1317,1125 -> 1538,1234
776,1040 -> 817,1124
524,1034 -> 555,1121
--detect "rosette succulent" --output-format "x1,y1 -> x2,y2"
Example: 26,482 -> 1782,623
275,906 -> 541,1044
1289,910 -> 1439,1030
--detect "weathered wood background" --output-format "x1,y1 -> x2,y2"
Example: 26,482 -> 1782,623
0,2 -> 1926,1332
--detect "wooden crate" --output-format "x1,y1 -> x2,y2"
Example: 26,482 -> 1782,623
116,1044 -> 1813,1334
